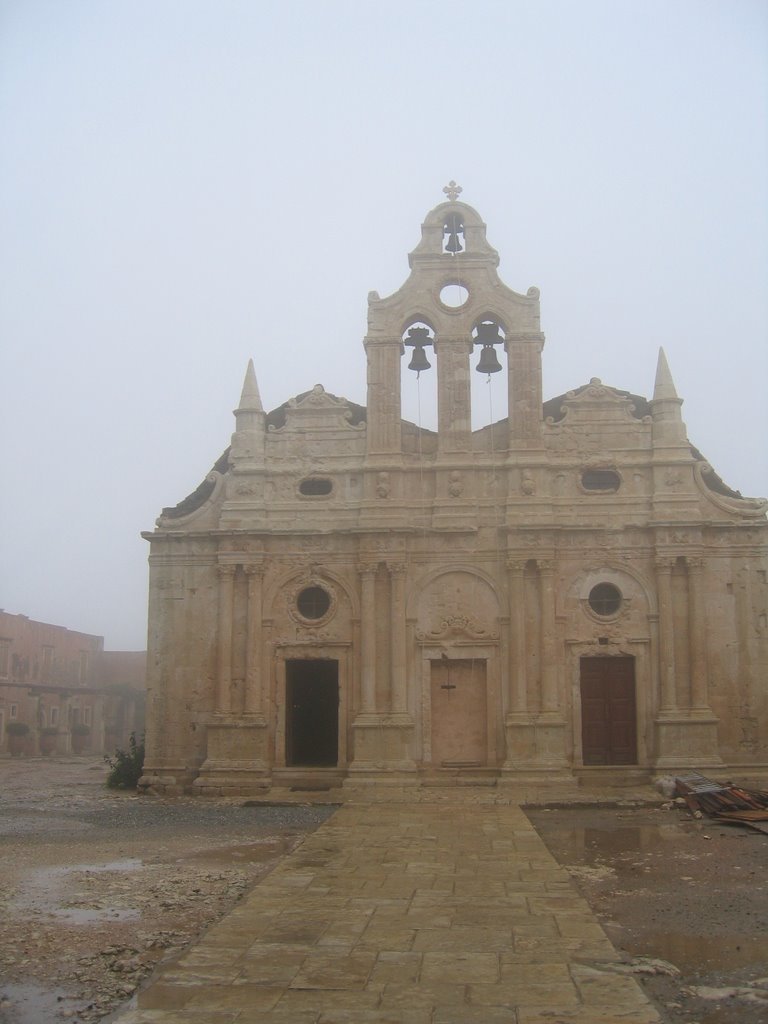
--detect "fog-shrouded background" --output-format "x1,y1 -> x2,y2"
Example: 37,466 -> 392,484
1,0 -> 766,650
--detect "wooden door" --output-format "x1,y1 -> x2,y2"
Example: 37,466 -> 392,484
580,657 -> 637,765
430,659 -> 487,766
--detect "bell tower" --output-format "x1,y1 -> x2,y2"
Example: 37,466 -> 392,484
364,184 -> 545,457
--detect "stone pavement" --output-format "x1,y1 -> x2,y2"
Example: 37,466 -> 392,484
113,796 -> 661,1024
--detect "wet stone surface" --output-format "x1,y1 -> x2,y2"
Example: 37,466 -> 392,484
0,758 -> 336,1024
527,803 -> 768,1024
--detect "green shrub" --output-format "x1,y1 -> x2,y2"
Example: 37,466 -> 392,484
71,722 -> 90,736
105,732 -> 145,789
6,721 -> 30,736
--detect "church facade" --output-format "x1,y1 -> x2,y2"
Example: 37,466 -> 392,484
140,189 -> 768,795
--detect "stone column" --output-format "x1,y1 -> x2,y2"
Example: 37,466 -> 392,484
686,557 -> 710,710
436,336 -> 472,454
506,559 -> 528,713
506,334 -> 544,444
389,562 -> 408,714
359,564 -> 378,714
655,557 -> 678,711
216,564 -> 237,714
244,564 -> 264,716
364,338 -> 403,456
538,560 -> 558,712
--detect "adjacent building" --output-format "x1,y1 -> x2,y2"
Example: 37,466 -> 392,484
0,611 -> 145,756
140,188 -> 767,795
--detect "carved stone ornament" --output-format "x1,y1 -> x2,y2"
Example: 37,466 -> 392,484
416,614 -> 498,641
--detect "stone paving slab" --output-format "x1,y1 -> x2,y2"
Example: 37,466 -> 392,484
112,799 -> 661,1023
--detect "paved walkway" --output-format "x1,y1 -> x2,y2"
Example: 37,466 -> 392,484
114,798 -> 661,1024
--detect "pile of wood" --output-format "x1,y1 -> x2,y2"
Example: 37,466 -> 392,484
674,771 -> 768,833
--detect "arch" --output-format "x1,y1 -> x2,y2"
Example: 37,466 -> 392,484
264,566 -> 361,622
407,564 -> 504,624
564,562 -> 658,618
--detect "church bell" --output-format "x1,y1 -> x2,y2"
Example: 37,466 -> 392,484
476,345 -> 503,374
405,325 -> 432,374
475,321 -> 503,374
443,212 -> 465,254
408,345 -> 431,373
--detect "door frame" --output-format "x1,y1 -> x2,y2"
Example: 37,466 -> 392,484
417,643 -> 500,766
274,644 -> 350,769
567,639 -> 651,767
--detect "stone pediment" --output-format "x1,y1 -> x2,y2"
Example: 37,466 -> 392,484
545,379 -> 651,426
267,385 -> 366,434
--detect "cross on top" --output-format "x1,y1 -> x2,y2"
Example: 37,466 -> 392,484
443,180 -> 463,202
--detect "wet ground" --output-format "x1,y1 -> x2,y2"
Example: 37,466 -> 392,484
0,758 -> 335,1024
1,760 -> 766,1024
527,804 -> 768,1024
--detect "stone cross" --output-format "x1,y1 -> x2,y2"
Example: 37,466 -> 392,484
443,180 -> 463,202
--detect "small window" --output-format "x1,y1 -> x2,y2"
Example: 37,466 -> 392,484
10,704 -> 18,720
50,706 -> 59,727
589,583 -> 622,617
84,707 -> 92,726
299,478 -> 333,496
0,639 -> 9,678
297,586 -> 331,620
582,469 -> 620,491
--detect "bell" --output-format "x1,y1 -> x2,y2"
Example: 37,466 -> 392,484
443,213 -> 464,254
408,344 -> 431,373
476,344 -> 503,375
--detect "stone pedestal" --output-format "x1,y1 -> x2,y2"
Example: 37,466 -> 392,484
499,713 -> 574,782
653,712 -> 723,769
347,713 -> 417,782
193,718 -> 271,794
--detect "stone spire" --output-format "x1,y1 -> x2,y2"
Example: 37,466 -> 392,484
650,347 -> 686,445
231,358 -> 265,467
653,347 -> 679,402
237,358 -> 263,413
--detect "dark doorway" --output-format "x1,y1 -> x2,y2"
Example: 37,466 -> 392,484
580,656 -> 638,765
285,660 -> 339,767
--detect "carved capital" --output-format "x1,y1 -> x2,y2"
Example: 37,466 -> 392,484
358,563 -> 379,579
243,563 -> 265,579
217,564 -> 238,580
387,562 -> 407,578
537,559 -> 555,574
506,558 -> 526,575
686,556 -> 705,572
655,557 -> 676,572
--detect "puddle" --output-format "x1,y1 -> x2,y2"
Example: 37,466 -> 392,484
14,858 -> 144,920
537,824 -> 692,862
0,983 -> 74,1024
183,839 -> 295,866
52,906 -> 140,923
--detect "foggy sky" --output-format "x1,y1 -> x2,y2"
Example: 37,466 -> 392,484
1,0 -> 766,650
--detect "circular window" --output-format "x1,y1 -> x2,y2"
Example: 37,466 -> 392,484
296,586 -> 331,620
588,583 -> 622,617
439,283 -> 469,308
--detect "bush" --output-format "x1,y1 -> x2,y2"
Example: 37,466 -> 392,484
6,721 -> 30,736
105,732 -> 145,789
71,722 -> 90,736
41,726 -> 59,736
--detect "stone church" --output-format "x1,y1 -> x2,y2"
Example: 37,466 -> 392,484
140,186 -> 767,795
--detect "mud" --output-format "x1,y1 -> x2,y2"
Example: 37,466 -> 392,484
528,804 -> 768,1024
